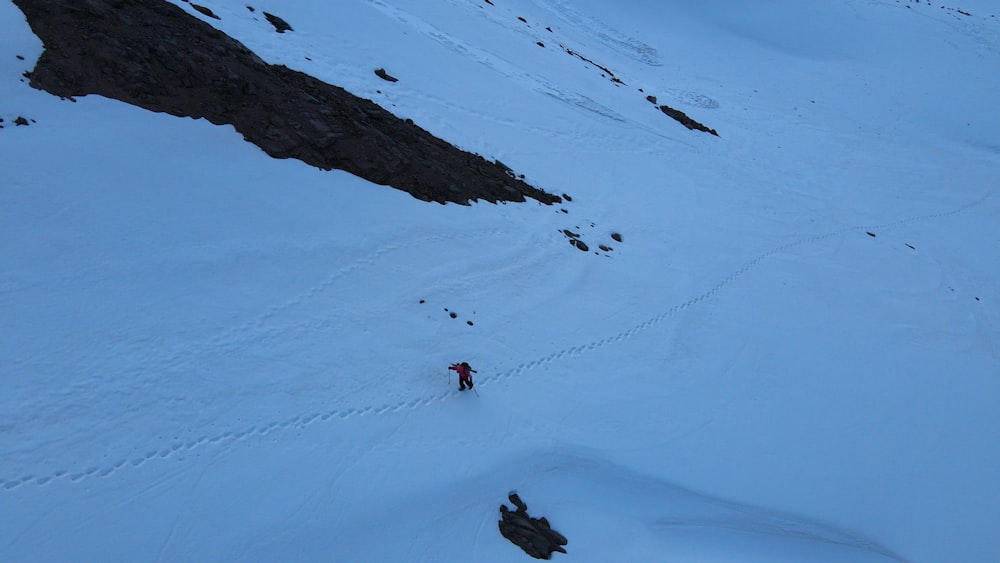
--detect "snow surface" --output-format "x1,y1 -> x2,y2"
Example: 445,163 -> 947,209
2,0 -> 998,560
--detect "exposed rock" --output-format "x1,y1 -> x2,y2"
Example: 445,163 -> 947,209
263,11 -> 292,33
658,105 -> 718,136
564,47 -> 624,85
190,3 -> 218,20
498,493 -> 567,560
14,116 -> 30,126
12,0 -> 559,206
610,232 -> 623,243
374,68 -> 398,82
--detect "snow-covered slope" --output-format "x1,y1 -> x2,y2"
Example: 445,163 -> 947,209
2,0 -> 998,560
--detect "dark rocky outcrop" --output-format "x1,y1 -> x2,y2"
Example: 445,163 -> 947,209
12,0 -> 560,206
499,492 -> 567,560
263,11 -> 292,33
658,104 -> 719,136
374,68 -> 398,82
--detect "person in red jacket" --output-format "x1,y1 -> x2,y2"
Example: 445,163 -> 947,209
449,362 -> 477,390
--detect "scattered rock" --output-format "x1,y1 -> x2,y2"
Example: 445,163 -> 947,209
536,41 -> 545,48
16,55 -> 25,60
866,231 -> 876,238
518,16 -> 527,23
611,232 -> 623,243
374,68 -> 398,82
646,95 -> 657,104
14,116 -> 29,126
263,11 -> 292,33
246,6 -> 255,13
499,492 -> 567,560
563,48 -> 624,85
562,193 -> 572,202
906,243 -> 916,249
569,239 -> 589,252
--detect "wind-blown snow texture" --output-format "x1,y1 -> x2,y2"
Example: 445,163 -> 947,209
2,0 -> 998,561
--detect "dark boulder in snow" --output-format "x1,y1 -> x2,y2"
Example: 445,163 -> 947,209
263,11 -> 292,33
498,492 -> 567,559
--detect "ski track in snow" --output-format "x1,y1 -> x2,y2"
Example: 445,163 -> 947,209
0,190 -> 991,492
359,0 -> 689,143
528,0 -> 663,66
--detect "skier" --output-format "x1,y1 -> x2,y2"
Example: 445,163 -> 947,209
449,362 -> 477,391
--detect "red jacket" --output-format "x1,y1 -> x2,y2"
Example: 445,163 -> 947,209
449,364 -> 474,379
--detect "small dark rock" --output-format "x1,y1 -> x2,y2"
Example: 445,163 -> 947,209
536,41 -> 545,48
190,4 -> 219,19
467,320 -> 474,326
562,194 -> 572,202
906,243 -> 916,249
599,245 -> 612,252
518,16 -> 527,23
450,312 -> 458,319
646,95 -> 657,104
610,232 -> 623,243
570,239 -> 589,252
562,229 -> 580,239
246,5 -> 255,12
14,116 -> 30,126
16,55 -> 25,60
264,11 -> 293,33
374,68 -> 398,82
866,231 -> 876,238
